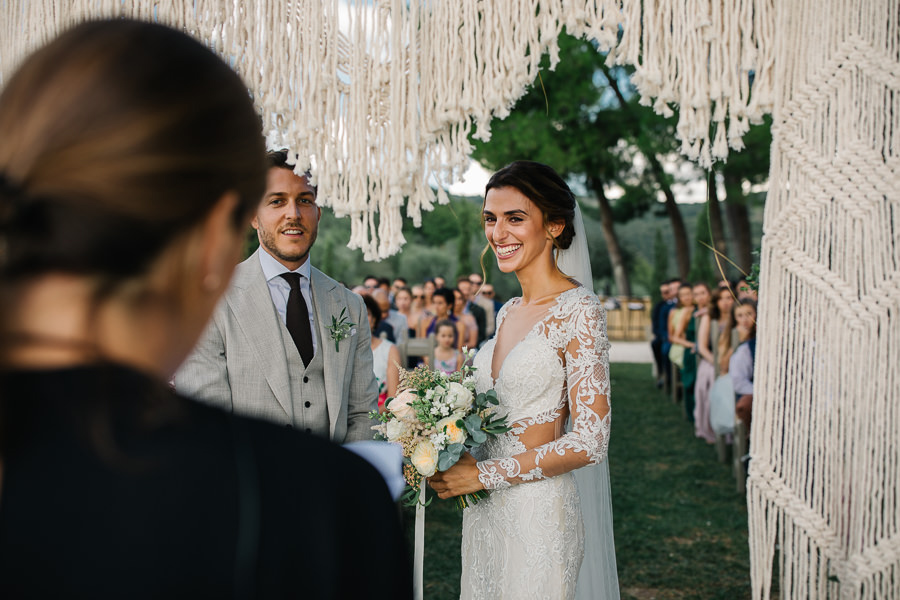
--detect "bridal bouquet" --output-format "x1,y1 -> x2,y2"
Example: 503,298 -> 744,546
371,351 -> 509,509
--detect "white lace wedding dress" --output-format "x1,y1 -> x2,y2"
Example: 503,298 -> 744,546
460,285 -> 613,599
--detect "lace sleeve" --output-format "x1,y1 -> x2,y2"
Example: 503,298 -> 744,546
476,298 -> 611,490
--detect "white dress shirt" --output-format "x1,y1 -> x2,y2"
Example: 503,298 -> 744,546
258,247 -> 318,354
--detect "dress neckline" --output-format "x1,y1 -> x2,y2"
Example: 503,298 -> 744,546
489,286 -> 582,384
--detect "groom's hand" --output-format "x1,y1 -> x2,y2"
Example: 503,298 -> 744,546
428,453 -> 485,499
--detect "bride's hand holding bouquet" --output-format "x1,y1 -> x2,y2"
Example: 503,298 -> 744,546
428,452 -> 484,499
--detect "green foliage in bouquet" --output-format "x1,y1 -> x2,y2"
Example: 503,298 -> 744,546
371,357 -> 510,509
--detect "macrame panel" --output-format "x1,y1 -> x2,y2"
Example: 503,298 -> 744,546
0,0 -> 773,259
749,0 -> 900,597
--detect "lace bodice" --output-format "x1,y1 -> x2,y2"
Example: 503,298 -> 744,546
472,286 -> 611,490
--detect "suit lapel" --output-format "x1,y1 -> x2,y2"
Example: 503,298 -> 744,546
310,267 -> 347,437
228,250 -> 293,417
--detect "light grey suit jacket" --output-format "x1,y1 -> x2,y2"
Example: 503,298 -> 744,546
176,249 -> 378,443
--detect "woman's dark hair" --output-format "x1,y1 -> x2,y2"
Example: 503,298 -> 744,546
0,20 -> 267,453
362,294 -> 382,329
0,20 -> 267,283
483,161 -> 576,249
710,287 -> 727,320
432,288 -> 455,308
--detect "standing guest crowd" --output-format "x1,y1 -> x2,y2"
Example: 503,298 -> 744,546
650,275 -> 759,457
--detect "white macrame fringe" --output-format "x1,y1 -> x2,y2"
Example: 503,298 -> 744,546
750,0 -> 900,597
3,3 -> 900,599
0,0 -> 774,259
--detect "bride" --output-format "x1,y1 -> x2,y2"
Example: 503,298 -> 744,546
429,161 -> 619,599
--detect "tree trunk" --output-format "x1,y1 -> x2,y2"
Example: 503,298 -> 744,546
707,170 -> 729,278
589,177 -> 631,296
648,153 -> 691,280
600,63 -> 690,280
722,173 -> 754,274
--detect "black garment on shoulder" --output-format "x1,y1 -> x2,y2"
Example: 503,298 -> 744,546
0,365 -> 411,599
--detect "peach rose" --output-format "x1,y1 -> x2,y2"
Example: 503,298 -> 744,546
436,414 -> 467,445
411,439 -> 439,477
387,389 -> 418,420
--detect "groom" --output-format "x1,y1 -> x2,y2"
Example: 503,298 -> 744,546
176,151 -> 377,443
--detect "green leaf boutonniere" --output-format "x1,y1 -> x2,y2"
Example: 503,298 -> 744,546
328,308 -> 355,352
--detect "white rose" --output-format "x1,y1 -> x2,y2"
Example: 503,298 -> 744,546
410,439 -> 439,477
385,419 -> 409,442
387,389 -> 418,420
436,414 -> 468,445
446,382 -> 474,411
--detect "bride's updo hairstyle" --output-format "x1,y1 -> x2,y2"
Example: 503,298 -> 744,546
0,20 -> 267,285
483,160 -> 577,250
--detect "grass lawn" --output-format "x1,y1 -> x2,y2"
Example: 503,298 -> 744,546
404,362 -> 751,599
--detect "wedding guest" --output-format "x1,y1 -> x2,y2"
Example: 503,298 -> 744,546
376,277 -> 391,297
692,282 -> 717,443
422,278 -> 437,313
730,300 -> 757,431
667,283 -> 694,367
418,288 -> 465,350
650,280 -> 677,388
710,287 -> 735,374
363,295 -> 400,412
453,288 -> 480,350
469,274 -> 498,338
176,147 -> 378,442
372,288 -> 407,347
0,20 -> 410,598
393,287 -> 416,338
456,276 -> 487,344
657,278 -> 681,390
390,277 -> 407,302
425,320 -> 463,375
668,283 -> 696,418
407,285 -> 432,336
480,283 -> 503,315
736,278 -> 758,301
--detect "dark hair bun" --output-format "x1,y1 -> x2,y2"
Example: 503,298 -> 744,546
556,221 -> 576,249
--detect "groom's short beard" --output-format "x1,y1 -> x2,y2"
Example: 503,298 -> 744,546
257,225 -> 316,266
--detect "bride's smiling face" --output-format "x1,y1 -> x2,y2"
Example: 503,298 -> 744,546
483,186 -> 556,274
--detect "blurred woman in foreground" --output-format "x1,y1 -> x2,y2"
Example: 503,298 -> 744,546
0,20 -> 409,598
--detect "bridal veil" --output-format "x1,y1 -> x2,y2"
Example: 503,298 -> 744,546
557,203 -> 621,600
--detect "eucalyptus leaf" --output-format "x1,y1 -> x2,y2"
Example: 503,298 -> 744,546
437,452 -> 456,471
463,413 -> 484,434
448,443 -> 466,458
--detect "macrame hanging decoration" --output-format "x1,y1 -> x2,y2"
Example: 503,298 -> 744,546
749,0 -> 900,597
3,3 -> 897,597
0,0 -> 772,259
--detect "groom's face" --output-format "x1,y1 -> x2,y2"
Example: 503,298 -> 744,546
253,167 -> 321,270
